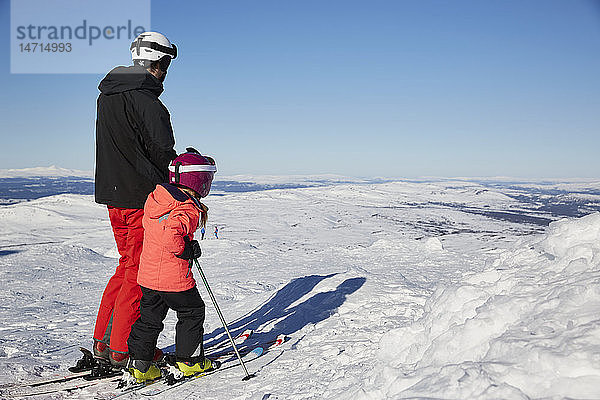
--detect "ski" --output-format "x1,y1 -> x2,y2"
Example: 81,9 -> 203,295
0,331 -> 278,399
202,328 -> 253,352
22,370 -> 91,388
207,333 -> 286,359
0,347 -> 121,393
99,350 -> 236,400
139,334 -> 286,397
1,375 -> 122,398
140,347 -> 264,397
236,329 -> 253,343
98,330 -> 259,399
2,332 -> 254,393
94,375 -> 164,400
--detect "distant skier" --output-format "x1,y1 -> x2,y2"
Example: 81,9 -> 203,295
92,32 -> 178,367
127,149 -> 217,382
200,226 -> 205,240
214,225 -> 219,239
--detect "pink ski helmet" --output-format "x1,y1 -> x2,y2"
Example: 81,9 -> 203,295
168,147 -> 217,198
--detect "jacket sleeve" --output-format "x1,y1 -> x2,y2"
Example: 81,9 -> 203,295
163,209 -> 198,256
128,91 -> 178,171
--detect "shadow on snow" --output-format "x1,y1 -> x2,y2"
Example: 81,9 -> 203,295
0,250 -> 21,257
162,274 -> 366,355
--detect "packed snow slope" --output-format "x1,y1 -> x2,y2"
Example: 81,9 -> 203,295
0,178 -> 599,399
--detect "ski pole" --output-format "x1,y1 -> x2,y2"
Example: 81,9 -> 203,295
193,258 -> 255,381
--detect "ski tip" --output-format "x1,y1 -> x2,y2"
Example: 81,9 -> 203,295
240,329 -> 253,339
274,334 -> 286,346
250,347 -> 264,356
233,329 -> 253,344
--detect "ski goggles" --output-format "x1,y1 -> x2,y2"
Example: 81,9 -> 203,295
130,40 -> 178,59
168,164 -> 217,173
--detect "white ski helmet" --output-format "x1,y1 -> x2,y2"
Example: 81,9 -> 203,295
130,31 -> 177,67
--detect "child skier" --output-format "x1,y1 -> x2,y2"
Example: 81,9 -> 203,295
126,148 -> 217,382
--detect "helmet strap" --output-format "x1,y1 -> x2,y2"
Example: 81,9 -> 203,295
174,162 -> 182,183
158,55 -> 171,72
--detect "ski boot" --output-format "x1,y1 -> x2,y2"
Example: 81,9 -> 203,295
127,359 -> 162,383
109,351 -> 129,368
175,357 -> 215,377
110,347 -> 163,367
93,340 -> 109,359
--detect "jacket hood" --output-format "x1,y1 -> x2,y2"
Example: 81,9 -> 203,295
98,65 -> 164,96
144,184 -> 194,219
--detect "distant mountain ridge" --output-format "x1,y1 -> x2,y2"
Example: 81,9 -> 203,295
0,166 -> 93,179
1,167 -> 599,220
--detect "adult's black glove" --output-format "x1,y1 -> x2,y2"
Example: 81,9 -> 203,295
177,236 -> 202,260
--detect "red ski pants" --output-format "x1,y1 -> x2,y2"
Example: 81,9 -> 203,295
93,207 -> 144,354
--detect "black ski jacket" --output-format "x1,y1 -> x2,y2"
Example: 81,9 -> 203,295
95,65 -> 177,209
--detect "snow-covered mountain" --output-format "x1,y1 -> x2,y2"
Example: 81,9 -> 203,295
0,166 -> 94,179
0,176 -> 599,399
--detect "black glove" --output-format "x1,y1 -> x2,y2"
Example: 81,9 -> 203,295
177,236 -> 202,260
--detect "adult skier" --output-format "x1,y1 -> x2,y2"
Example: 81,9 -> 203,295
92,31 -> 178,367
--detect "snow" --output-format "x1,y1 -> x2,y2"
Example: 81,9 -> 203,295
356,213 -> 600,399
0,178 -> 599,399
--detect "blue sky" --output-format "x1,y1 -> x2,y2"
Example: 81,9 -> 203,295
1,0 -> 599,178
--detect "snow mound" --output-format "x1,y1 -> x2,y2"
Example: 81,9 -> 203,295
357,213 -> 600,399
423,237 -> 444,252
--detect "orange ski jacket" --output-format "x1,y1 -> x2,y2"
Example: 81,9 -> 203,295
138,184 -> 202,292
